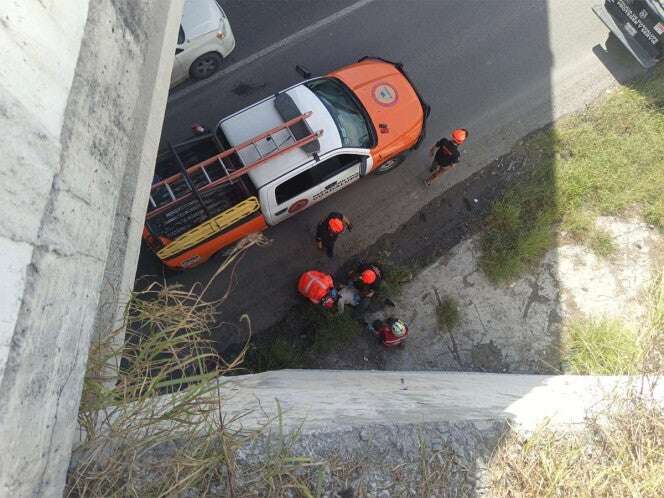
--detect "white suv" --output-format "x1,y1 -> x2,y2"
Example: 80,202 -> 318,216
171,0 -> 236,87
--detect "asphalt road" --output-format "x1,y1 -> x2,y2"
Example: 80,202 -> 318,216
137,0 -> 645,338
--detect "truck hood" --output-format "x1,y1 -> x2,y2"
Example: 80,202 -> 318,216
330,59 -> 425,155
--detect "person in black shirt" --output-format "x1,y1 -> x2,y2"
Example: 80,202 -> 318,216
315,211 -> 352,258
425,128 -> 468,186
348,262 -> 382,299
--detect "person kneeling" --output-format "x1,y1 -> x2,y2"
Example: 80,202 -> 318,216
370,318 -> 409,348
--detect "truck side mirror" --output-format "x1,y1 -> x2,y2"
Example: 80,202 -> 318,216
295,65 -> 312,79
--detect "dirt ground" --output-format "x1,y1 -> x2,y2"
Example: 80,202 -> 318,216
316,217 -> 662,373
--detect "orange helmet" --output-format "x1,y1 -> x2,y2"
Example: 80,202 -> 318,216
328,218 -> 344,234
451,128 -> 468,145
361,269 -> 377,284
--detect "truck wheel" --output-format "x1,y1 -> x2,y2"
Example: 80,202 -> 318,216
189,52 -> 223,80
373,152 -> 408,175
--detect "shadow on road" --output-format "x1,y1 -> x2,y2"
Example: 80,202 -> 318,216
593,33 -> 646,83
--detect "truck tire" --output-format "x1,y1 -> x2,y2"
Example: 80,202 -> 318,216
189,52 -> 223,80
373,152 -> 408,175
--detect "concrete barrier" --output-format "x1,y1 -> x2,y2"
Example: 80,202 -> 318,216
218,370 -> 661,435
0,1 -> 183,496
70,370 -> 663,495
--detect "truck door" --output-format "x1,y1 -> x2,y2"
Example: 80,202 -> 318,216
264,154 -> 364,225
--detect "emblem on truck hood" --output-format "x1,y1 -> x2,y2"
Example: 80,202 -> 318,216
372,83 -> 398,106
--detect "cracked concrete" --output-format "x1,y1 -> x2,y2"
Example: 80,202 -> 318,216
369,217 -> 662,373
557,217 -> 662,329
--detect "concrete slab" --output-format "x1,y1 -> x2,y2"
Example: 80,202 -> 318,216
0,1 -> 183,496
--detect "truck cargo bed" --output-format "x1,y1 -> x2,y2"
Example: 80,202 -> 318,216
147,134 -> 255,240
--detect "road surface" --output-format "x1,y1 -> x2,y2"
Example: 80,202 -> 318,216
137,0 -> 644,338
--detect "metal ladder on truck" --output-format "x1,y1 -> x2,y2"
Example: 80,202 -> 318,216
146,112 -> 323,222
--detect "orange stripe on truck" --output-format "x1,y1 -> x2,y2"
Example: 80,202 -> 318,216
162,215 -> 267,269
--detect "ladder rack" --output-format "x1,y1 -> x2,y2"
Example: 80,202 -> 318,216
147,112 -> 321,220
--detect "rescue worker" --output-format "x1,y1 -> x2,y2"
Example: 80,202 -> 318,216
370,318 -> 409,348
425,128 -> 468,186
297,270 -> 338,309
315,212 -> 352,258
349,262 -> 383,299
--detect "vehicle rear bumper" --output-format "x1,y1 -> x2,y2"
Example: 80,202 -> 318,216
592,4 -> 659,68
357,56 -> 431,149
161,214 -> 267,269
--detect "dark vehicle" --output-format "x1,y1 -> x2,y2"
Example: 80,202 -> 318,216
593,0 -> 664,67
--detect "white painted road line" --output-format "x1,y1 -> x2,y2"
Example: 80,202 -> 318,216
168,0 -> 379,103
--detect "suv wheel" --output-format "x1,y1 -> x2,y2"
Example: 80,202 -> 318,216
373,152 -> 408,175
190,52 -> 223,80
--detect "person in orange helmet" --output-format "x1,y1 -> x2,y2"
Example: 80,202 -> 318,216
315,211 -> 352,258
425,128 -> 468,186
349,262 -> 383,299
297,270 -> 338,309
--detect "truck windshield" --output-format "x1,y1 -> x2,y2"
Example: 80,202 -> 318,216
305,78 -> 374,148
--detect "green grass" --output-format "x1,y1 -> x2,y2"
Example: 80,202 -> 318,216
310,309 -> 362,354
490,398 -> 664,498
481,66 -> 664,282
251,336 -> 307,371
561,269 -> 664,376
644,196 -> 664,228
587,228 -> 617,257
247,304 -> 363,371
641,270 -> 664,376
380,262 -> 413,297
493,272 -> 664,498
436,297 -> 461,331
563,318 -> 640,375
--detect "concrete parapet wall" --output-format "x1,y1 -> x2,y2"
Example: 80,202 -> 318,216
0,1 -> 183,496
220,370 -> 662,435
73,370 -> 659,495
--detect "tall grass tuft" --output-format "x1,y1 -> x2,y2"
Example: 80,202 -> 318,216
563,318 -> 641,375
640,269 -> 664,379
490,397 -> 664,498
67,235 -> 273,498
562,269 -> 664,376
436,296 -> 461,331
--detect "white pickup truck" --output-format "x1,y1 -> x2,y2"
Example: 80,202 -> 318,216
143,57 -> 429,269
